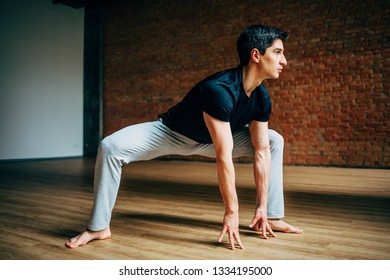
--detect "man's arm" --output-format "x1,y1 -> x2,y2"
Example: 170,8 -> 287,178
203,112 -> 244,250
248,121 -> 277,239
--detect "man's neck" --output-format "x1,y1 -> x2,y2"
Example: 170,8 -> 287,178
242,64 -> 263,97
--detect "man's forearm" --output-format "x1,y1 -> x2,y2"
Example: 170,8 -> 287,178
253,148 -> 271,210
216,155 -> 238,214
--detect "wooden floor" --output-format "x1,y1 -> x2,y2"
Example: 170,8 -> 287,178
0,158 -> 389,260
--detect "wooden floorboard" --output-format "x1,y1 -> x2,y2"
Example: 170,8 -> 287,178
0,158 -> 389,260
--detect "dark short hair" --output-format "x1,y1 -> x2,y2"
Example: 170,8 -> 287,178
237,25 -> 289,66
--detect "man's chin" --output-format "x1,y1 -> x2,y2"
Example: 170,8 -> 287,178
264,73 -> 281,80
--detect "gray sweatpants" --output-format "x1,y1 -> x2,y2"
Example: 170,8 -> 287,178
88,120 -> 284,230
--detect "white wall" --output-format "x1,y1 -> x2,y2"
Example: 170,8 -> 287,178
0,0 -> 84,160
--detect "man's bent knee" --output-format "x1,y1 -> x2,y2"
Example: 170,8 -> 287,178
269,130 -> 284,151
99,135 -> 121,158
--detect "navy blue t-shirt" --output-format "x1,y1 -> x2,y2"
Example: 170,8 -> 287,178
159,66 -> 272,143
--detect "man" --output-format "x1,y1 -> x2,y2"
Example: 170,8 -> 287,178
66,24 -> 302,251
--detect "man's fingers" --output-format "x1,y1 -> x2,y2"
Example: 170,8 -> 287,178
229,233 -> 235,250
249,216 -> 278,239
249,216 -> 259,228
260,224 -> 277,239
261,225 -> 269,239
234,232 -> 245,250
219,227 -> 245,250
267,224 -> 277,238
218,226 -> 227,243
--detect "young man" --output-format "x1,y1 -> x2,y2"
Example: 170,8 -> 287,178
66,24 -> 302,251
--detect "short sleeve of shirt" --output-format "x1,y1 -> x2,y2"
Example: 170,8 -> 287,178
201,81 -> 233,122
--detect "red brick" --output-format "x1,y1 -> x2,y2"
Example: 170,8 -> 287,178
103,0 -> 390,168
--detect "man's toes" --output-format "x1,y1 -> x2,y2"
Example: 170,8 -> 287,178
68,235 -> 80,243
65,235 -> 84,248
287,225 -> 303,234
65,241 -> 78,248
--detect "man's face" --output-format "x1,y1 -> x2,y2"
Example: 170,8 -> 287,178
259,39 -> 287,79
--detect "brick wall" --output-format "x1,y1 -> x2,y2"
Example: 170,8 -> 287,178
103,0 -> 389,168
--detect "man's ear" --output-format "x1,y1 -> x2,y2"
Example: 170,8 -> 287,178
250,48 -> 262,63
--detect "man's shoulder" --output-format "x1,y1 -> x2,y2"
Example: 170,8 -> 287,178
200,66 -> 241,93
202,66 -> 240,85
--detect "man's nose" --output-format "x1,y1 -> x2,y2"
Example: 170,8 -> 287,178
281,54 -> 287,66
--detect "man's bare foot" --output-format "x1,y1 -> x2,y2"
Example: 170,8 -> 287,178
65,227 -> 111,249
268,219 -> 303,234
